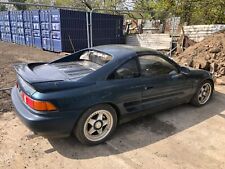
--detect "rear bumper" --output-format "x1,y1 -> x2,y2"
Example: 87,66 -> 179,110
11,87 -> 79,138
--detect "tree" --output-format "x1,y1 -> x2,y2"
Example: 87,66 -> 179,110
55,0 -> 126,11
9,0 -> 27,10
0,5 -> 7,11
133,0 -> 225,25
25,0 -> 54,9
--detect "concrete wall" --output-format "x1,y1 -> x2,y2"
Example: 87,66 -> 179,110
126,33 -> 172,50
184,24 -> 225,42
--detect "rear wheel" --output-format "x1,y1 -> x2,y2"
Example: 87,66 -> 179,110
74,104 -> 117,145
191,80 -> 213,106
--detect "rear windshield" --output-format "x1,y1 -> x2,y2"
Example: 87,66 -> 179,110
79,51 -> 112,66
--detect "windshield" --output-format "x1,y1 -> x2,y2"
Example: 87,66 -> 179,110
79,51 -> 112,66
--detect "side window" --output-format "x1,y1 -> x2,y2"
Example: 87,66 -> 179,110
139,55 -> 177,77
109,59 -> 139,80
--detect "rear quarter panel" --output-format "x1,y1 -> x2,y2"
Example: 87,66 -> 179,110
31,80 -> 136,125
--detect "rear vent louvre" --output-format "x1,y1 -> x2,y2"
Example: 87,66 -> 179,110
53,62 -> 94,79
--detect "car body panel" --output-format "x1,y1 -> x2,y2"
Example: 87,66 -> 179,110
11,87 -> 78,137
11,45 -> 214,137
140,75 -> 194,111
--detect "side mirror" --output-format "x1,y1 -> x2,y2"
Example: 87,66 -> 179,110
180,66 -> 190,75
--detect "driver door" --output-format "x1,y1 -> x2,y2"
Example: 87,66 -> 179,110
138,54 -> 193,112
106,58 -> 144,115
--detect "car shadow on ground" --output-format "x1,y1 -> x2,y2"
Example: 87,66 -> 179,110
47,91 -> 225,159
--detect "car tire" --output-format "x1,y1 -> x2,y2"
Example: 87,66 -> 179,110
190,80 -> 213,106
74,104 -> 117,145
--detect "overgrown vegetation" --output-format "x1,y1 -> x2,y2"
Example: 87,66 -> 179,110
2,0 -> 225,25
0,5 -> 6,11
9,0 -> 27,10
134,0 -> 225,24
24,0 -> 126,10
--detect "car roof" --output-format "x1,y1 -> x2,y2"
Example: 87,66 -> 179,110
92,45 -> 159,61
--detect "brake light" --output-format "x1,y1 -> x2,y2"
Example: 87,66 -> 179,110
20,92 -> 57,111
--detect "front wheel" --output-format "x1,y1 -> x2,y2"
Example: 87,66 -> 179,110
74,104 -> 117,145
191,80 -> 213,106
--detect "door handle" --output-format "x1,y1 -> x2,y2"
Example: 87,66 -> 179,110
144,86 -> 153,90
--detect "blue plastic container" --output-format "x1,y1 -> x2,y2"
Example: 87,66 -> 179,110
9,11 -> 25,45
31,10 -> 42,48
40,10 -> 50,50
23,10 -> 33,46
25,35 -> 32,46
38,9 -> 89,52
0,11 -> 12,42
0,9 -> 125,52
0,12 -> 3,40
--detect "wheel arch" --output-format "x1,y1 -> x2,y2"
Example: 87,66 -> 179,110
201,78 -> 214,90
104,102 -> 121,121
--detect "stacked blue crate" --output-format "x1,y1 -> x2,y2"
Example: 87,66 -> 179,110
0,9 -> 125,52
39,9 -> 89,52
4,11 -> 11,42
31,10 -> 42,49
16,11 -> 25,45
1,11 -> 11,42
49,9 -> 89,52
10,11 -> 25,45
51,10 -> 63,52
41,9 -> 63,52
40,10 -> 51,51
23,10 -> 33,46
10,11 -> 17,43
0,12 -> 3,40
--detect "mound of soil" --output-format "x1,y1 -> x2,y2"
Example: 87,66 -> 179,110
175,31 -> 225,78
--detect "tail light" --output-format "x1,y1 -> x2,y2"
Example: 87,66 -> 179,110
20,91 -> 57,111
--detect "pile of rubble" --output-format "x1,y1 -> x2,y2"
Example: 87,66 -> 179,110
175,31 -> 225,78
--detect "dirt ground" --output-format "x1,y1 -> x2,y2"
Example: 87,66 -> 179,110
175,32 -> 225,79
0,86 -> 224,169
1,42 -> 225,169
0,41 -> 63,112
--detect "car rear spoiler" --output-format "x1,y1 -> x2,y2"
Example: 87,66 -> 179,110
14,63 -> 64,84
14,63 -> 94,92
14,63 -> 48,84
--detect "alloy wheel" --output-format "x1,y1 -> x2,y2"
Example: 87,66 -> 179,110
83,110 -> 113,142
198,83 -> 212,104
